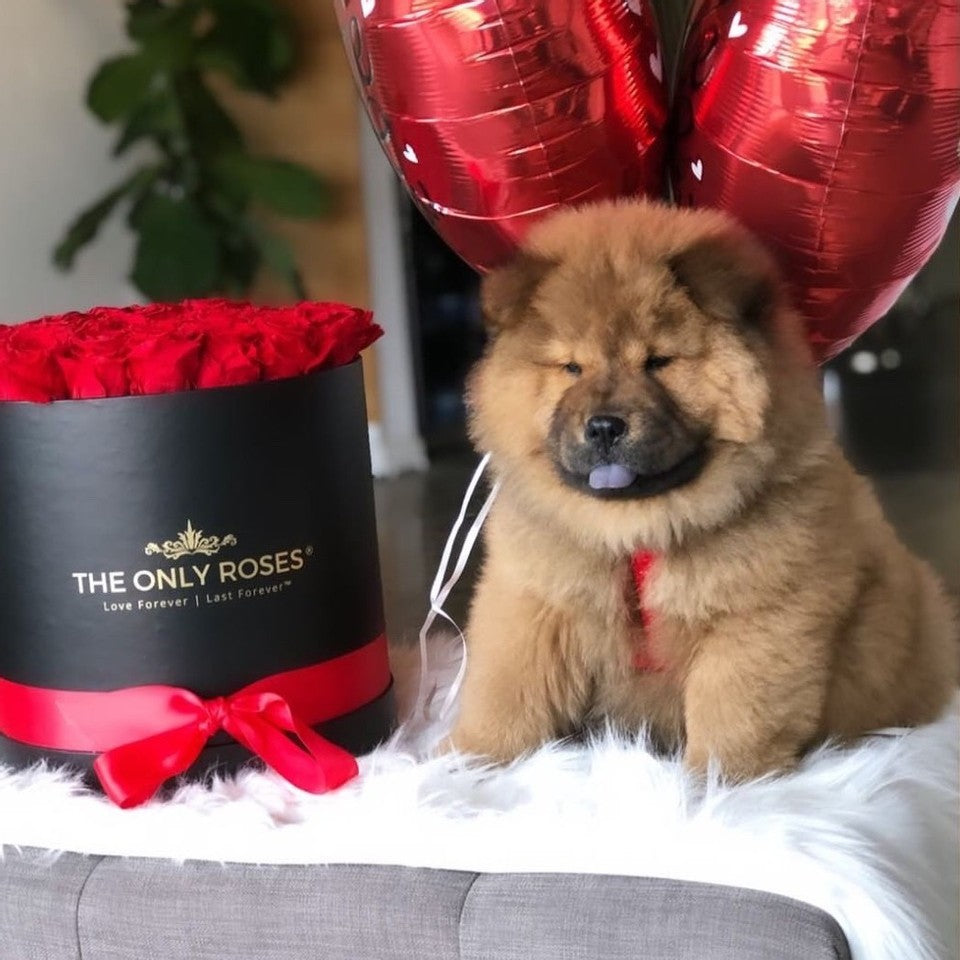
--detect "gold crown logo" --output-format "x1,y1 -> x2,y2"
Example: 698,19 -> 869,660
144,520 -> 237,560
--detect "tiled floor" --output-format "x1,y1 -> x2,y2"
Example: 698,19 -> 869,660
374,455 -> 959,644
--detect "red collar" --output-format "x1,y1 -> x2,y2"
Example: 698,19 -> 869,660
631,551 -> 664,672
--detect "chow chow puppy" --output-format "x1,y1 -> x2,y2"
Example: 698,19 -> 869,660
448,199 -> 957,780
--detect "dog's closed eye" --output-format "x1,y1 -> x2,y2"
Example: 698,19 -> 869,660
645,355 -> 673,372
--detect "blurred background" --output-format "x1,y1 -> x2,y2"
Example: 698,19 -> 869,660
0,1 -> 956,638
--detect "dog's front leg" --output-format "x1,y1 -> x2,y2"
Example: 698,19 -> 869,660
446,572 -> 585,763
682,611 -> 830,781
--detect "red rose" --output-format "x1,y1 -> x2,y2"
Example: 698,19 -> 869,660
56,352 -> 129,399
0,321 -> 69,402
195,336 -> 262,390
0,300 -> 382,402
56,308 -> 137,398
127,334 -> 204,396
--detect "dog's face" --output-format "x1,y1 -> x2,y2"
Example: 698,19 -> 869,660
469,201 -> 818,552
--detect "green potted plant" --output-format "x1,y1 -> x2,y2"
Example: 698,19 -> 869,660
54,0 -> 330,301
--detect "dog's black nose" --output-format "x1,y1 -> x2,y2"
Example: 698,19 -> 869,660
585,415 -> 627,448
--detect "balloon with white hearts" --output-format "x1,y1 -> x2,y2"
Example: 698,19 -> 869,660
336,0 -> 667,273
672,0 -> 960,361
341,0 -> 959,362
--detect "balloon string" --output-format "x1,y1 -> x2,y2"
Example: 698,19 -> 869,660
435,477 -> 500,721
415,453 -> 500,723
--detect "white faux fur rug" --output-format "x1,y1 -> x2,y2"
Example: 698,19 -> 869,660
1,641 -> 957,960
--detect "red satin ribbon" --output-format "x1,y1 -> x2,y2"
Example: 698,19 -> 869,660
631,551 -> 664,673
0,635 -> 390,808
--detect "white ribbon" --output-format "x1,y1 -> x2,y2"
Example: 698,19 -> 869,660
415,452 -> 501,722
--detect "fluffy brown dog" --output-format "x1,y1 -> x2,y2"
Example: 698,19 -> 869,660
448,199 -> 957,780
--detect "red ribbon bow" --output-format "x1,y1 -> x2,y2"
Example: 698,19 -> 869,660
93,686 -> 360,809
0,635 -> 390,808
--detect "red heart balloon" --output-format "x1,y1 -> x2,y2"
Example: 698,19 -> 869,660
672,0 -> 960,361
336,0 -> 668,272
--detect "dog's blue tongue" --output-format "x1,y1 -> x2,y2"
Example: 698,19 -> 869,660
588,464 -> 637,490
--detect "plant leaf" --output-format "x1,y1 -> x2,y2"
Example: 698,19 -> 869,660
53,167 -> 160,270
130,193 -> 221,300
174,73 -> 242,156
213,154 -> 330,218
195,0 -> 295,95
218,229 -> 261,296
135,2 -> 204,73
113,95 -> 181,156
125,0 -> 185,40
246,222 -> 306,299
87,54 -> 159,123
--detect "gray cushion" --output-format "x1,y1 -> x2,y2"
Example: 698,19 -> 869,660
1,848 -> 94,960
2,846 -> 850,960
460,873 -> 851,960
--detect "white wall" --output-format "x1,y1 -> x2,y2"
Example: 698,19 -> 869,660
0,1 -> 139,324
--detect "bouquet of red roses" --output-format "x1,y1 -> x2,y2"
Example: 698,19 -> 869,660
0,299 -> 382,401
0,300 -> 393,807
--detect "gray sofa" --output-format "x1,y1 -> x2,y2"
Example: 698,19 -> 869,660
4,846 -> 850,959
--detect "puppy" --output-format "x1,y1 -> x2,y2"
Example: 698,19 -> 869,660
448,199 -> 957,780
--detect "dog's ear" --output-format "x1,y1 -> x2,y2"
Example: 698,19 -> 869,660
667,235 -> 778,329
480,253 -> 555,335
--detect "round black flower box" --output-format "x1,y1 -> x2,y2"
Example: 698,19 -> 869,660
0,360 -> 395,795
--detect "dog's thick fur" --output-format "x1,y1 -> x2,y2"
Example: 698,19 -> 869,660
449,199 -> 957,780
